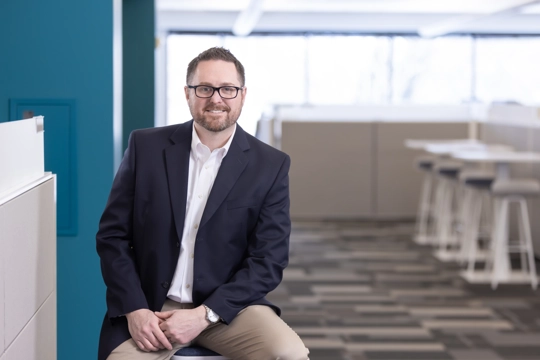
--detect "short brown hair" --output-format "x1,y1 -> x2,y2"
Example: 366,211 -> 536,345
186,47 -> 245,86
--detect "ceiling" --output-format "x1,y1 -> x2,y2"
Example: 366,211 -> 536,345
156,0 -> 540,36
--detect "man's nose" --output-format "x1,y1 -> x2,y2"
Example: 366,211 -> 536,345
209,89 -> 224,102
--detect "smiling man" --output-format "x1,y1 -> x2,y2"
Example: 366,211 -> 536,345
96,47 -> 309,360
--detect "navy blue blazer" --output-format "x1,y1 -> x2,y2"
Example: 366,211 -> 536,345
96,120 -> 291,360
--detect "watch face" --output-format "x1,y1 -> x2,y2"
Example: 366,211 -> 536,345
209,310 -> 219,322
206,306 -> 219,323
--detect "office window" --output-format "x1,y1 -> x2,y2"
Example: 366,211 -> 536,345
392,36 -> 473,104
166,34 -> 540,131
307,36 -> 391,104
224,36 -> 306,134
475,37 -> 540,105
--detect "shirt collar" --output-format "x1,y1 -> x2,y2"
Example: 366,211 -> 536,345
191,123 -> 237,160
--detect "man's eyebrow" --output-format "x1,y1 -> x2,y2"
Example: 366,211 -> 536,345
196,82 -> 240,87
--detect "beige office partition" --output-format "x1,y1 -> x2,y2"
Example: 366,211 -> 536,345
282,120 -> 470,220
376,122 -> 469,217
282,121 -> 374,219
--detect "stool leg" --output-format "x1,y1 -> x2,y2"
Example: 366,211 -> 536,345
492,198 -> 510,290
458,187 -> 471,264
416,172 -> 433,243
485,198 -> 500,274
480,191 -> 492,242
433,178 -> 447,247
466,190 -> 483,274
516,201 -> 527,276
438,179 -> 454,251
457,187 -> 473,258
452,181 -> 464,249
517,198 -> 538,290
460,187 -> 474,264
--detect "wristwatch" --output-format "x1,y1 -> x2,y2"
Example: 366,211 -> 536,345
203,304 -> 220,324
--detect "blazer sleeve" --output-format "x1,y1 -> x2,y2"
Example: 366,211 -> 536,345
96,131 -> 149,319
203,154 -> 291,324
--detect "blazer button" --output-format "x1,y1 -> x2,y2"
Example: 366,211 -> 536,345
161,281 -> 170,289
176,241 -> 180,248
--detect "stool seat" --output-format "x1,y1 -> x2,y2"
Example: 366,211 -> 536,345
415,155 -> 436,171
491,179 -> 540,196
460,170 -> 495,189
434,161 -> 462,179
171,346 -> 226,359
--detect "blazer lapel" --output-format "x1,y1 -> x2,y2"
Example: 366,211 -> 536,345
200,126 -> 250,228
165,121 -> 192,242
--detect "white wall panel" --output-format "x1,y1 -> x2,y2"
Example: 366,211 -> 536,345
3,179 -> 56,347
4,292 -> 56,360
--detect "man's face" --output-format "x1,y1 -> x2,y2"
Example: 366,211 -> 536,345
185,60 -> 246,133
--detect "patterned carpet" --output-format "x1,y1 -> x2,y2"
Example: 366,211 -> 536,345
268,221 -> 540,360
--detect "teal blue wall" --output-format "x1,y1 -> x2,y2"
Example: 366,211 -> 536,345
123,0 -> 155,150
0,0 -> 156,358
0,1 -> 113,359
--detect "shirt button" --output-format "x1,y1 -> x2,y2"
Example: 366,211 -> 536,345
198,194 -> 203,199
204,166 -> 209,170
186,284 -> 191,289
190,253 -> 194,259
194,224 -> 199,229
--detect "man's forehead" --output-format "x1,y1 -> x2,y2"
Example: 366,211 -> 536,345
192,60 -> 241,84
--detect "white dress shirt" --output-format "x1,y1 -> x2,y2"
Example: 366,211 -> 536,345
167,123 -> 237,303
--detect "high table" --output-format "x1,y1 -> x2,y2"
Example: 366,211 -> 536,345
405,138 -> 480,150
451,150 -> 540,286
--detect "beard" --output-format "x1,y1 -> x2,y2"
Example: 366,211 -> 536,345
191,104 -> 242,133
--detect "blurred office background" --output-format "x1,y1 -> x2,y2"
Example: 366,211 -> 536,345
3,1 -> 540,359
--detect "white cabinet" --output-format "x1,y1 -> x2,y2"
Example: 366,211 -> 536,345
0,176 -> 56,360
0,203 -> 5,355
0,118 -> 56,360
4,292 -> 56,360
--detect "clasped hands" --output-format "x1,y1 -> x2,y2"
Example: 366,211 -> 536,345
126,306 -> 209,352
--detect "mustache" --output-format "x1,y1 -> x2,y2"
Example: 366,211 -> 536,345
204,106 -> 230,112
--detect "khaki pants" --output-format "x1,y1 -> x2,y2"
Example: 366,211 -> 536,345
108,300 -> 309,360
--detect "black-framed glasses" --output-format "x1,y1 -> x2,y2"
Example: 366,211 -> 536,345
187,85 -> 243,99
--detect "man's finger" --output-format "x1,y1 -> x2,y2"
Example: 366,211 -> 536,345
159,321 -> 167,332
154,329 -> 173,350
155,311 -> 173,319
141,337 -> 159,352
135,340 -> 148,352
146,333 -> 163,351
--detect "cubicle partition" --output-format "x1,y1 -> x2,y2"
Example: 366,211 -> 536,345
282,121 -> 374,218
281,118 -> 469,220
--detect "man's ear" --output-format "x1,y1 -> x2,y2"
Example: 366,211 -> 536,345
184,86 -> 190,100
240,86 -> 247,106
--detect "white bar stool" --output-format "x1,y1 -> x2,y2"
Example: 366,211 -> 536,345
432,160 -> 463,260
489,179 -> 539,289
458,170 -> 495,273
414,155 -> 437,245
171,346 -> 227,360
